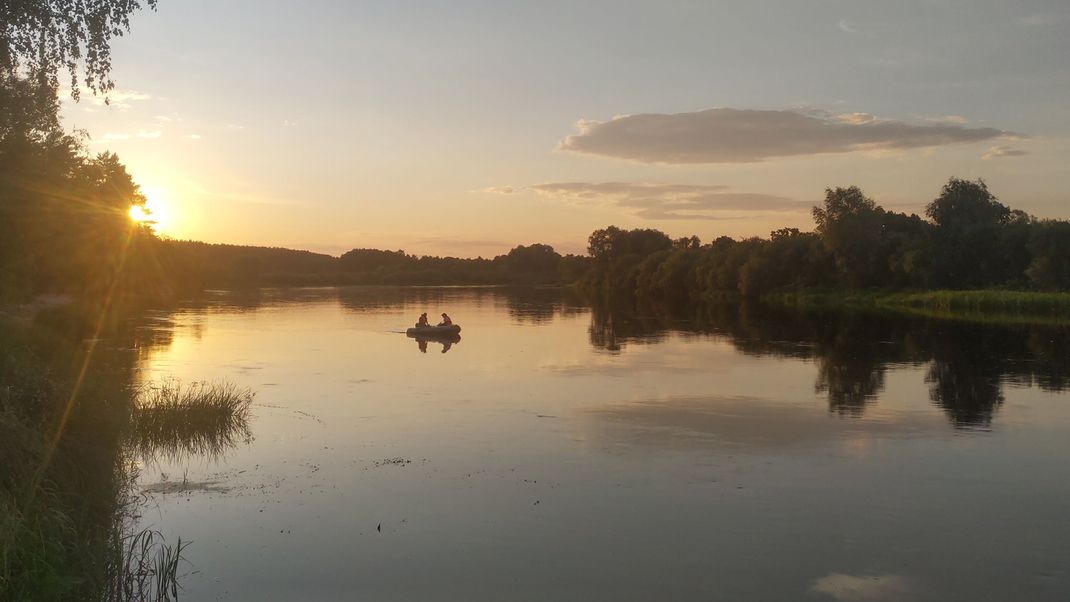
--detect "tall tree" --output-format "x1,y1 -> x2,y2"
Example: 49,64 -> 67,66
926,178 -> 1009,231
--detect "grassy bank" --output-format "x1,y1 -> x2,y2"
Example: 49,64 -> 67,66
763,289 -> 1070,324
0,309 -> 241,600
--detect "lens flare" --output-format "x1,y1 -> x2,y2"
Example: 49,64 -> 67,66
129,204 -> 151,222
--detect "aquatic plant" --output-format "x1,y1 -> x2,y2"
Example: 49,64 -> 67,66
128,379 -> 254,465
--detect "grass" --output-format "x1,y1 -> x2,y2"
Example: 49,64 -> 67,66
0,312 -> 234,600
763,289 -> 1070,324
129,379 -> 254,465
104,467 -> 191,602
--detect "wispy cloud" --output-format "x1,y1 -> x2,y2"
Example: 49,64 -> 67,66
487,182 -> 806,220
60,86 -> 152,110
835,19 -> 859,34
1019,14 -> 1062,27
136,129 -> 162,139
558,108 -> 1019,164
983,145 -> 1028,159
926,115 -> 968,125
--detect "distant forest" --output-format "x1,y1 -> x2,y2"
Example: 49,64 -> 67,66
4,64 -> 1070,305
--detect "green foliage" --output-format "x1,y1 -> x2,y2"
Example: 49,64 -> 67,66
0,0 -> 158,97
579,178 -> 1070,302
926,178 -> 1009,230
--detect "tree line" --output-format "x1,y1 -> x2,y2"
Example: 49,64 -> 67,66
580,179 -> 1070,300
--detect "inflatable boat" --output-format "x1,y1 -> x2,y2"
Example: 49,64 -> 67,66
406,324 -> 461,337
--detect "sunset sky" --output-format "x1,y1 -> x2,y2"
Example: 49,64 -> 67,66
63,0 -> 1070,257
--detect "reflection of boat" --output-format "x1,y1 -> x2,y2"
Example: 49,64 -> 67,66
406,324 -> 461,337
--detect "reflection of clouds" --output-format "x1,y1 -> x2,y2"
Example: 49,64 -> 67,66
580,396 -> 937,452
811,573 -> 914,601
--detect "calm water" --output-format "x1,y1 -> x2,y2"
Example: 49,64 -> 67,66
129,287 -> 1070,601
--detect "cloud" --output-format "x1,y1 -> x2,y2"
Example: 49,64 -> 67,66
926,115 -> 968,125
558,108 -> 1019,164
836,19 -> 859,33
983,145 -> 1027,159
811,573 -> 915,602
487,181 -> 807,220
1019,14 -> 1062,27
60,86 -> 151,110
136,129 -> 162,139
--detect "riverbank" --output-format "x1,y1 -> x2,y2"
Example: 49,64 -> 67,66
762,289 -> 1070,324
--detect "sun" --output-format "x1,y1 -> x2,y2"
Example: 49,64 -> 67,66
129,204 -> 151,223
128,185 -> 175,234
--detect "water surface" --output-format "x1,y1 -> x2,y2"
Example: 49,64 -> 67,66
130,287 -> 1070,601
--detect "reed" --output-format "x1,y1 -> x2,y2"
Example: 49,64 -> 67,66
763,289 -> 1070,322
129,379 -> 254,464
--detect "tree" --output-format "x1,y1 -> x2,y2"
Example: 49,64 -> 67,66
1,0 -> 158,97
812,186 -> 885,287
926,178 -> 1009,230
505,244 -> 560,273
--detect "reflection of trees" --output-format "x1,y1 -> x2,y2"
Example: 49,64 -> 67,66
585,297 -> 1070,429
505,287 -> 586,325
816,356 -> 885,417
588,301 -> 671,353
923,325 -> 1012,429
925,361 -> 1004,429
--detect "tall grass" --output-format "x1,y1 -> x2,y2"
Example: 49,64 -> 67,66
102,464 -> 190,602
763,289 -> 1070,323
129,379 -> 254,464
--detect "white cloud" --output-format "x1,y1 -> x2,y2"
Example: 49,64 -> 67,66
185,134 -> 203,140
136,129 -> 162,139
60,86 -> 152,110
836,19 -> 858,33
558,108 -> 1018,164
487,181 -> 806,220
982,145 -> 1028,159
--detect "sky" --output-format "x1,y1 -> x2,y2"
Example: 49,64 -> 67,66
62,0 -> 1070,257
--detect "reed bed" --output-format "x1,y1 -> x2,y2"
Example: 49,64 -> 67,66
763,289 -> 1070,323
129,379 -> 254,464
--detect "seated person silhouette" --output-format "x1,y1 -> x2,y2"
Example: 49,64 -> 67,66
416,312 -> 430,328
438,313 -> 453,326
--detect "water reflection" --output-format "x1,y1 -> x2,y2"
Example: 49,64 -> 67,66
581,395 -> 936,452
588,300 -> 1070,429
810,573 -> 915,601
409,332 -> 461,354
122,287 -> 1070,600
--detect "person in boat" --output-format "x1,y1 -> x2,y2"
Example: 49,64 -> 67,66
415,312 -> 430,328
438,313 -> 453,327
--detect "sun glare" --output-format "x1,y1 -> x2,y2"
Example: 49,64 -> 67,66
129,204 -> 150,223
129,184 -> 175,234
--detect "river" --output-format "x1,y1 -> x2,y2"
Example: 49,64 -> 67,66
128,286 -> 1070,601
